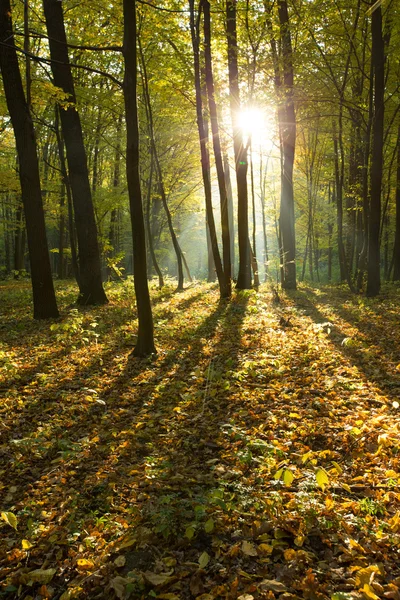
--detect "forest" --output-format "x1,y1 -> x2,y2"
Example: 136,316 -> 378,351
1,0 -> 400,599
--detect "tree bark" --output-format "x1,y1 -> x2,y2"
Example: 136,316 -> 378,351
42,0 -> 107,305
189,0 -> 226,296
366,3 -> 384,297
226,0 -> 251,289
204,0 -> 231,297
0,0 -> 59,317
393,124 -> 400,281
123,0 -> 155,356
277,0 -> 296,290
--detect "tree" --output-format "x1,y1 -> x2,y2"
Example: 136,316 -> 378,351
226,0 -> 252,289
123,0 -> 156,357
0,0 -> 59,319
276,0 -> 296,290
42,0 -> 108,306
366,1 -> 384,297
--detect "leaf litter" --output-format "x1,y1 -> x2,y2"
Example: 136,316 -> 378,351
1,280 -> 400,599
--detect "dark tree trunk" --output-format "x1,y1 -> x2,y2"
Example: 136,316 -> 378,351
204,0 -> 231,297
123,0 -> 155,356
0,0 -> 59,318
42,0 -> 107,306
189,0 -> 226,296
367,4 -> 384,297
54,106 -> 79,285
277,0 -> 296,290
393,124 -> 400,281
227,0 -> 251,289
58,181 -> 66,279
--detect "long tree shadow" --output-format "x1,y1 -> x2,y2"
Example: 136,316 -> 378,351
289,287 -> 400,398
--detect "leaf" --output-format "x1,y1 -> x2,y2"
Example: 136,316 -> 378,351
331,594 -> 353,600
362,584 -> 380,600
316,468 -> 330,490
185,525 -> 196,540
199,551 -> 210,568
26,568 -> 56,585
355,565 -> 381,588
274,468 -> 283,480
259,579 -> 287,593
22,539 -> 33,549
331,461 -> 343,474
258,543 -> 273,556
143,571 -> 173,587
283,469 -> 294,486
1,511 -> 17,530
204,518 -> 214,533
76,558 -> 95,570
241,541 -> 258,556
110,576 -> 129,599
114,555 -> 126,567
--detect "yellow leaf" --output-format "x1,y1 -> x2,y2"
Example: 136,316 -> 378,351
199,551 -> 210,568
76,558 -> 95,570
362,584 -> 380,600
1,511 -> 17,530
283,469 -> 294,486
316,468 -> 329,490
331,461 -> 343,475
22,539 -> 33,550
258,543 -> 273,556
284,548 -> 297,561
241,541 -> 258,556
355,565 -> 380,587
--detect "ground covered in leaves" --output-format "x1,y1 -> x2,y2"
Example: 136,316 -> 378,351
1,280 -> 400,600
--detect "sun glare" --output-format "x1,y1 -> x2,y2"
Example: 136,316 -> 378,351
238,107 -> 265,142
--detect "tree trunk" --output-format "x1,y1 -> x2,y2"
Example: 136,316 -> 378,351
367,3 -> 384,297
227,0 -> 251,289
0,0 -> 59,318
42,0 -> 107,306
138,40 -> 185,291
204,0 -> 231,297
224,153 -> 235,277
189,0 -> 226,296
277,0 -> 296,290
393,124 -> 400,281
123,0 -> 155,356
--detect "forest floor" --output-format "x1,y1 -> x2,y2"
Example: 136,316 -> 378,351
1,279 -> 400,600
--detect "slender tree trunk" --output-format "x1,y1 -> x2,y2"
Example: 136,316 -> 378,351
123,0 -> 155,356
393,124 -> 400,280
204,0 -> 231,297
54,106 -> 79,285
138,41 -> 185,291
227,0 -> 251,289
0,0 -> 59,318
13,201 -> 25,276
145,152 -> 164,288
189,0 -> 226,297
42,0 -> 107,305
277,0 -> 296,290
249,141 -> 260,286
367,3 -> 384,297
224,153 -> 235,277
58,181 -> 65,279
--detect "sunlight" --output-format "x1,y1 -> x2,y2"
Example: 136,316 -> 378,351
238,107 -> 265,143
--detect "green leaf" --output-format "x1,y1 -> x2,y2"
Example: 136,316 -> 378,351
274,468 -> 283,480
204,518 -> 214,533
1,511 -> 17,530
198,551 -> 210,569
316,468 -> 330,490
185,525 -> 195,540
331,461 -> 343,475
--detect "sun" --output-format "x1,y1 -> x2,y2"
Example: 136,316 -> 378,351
238,107 -> 265,142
